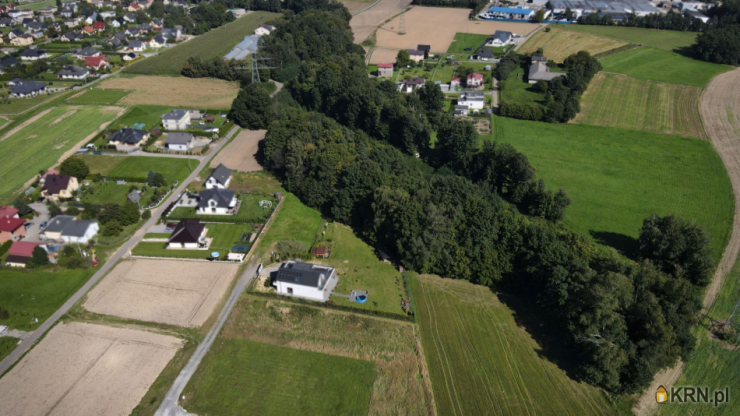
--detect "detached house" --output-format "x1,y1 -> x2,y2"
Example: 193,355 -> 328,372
148,35 -> 165,48
61,31 -> 84,42
165,132 -> 194,151
107,128 -> 149,147
488,30 -> 513,46
85,55 -> 110,69
273,261 -> 339,302
6,241 -> 45,268
161,109 -> 190,130
398,77 -> 425,93
168,219 -> 207,249
41,215 -> 99,243
196,188 -> 237,215
0,216 -> 25,243
126,40 -> 144,52
92,21 -> 105,32
406,49 -> 425,63
11,35 -> 33,46
466,73 -> 484,89
10,81 -> 46,98
254,24 -> 276,36
41,174 -> 79,202
528,56 -> 565,83
20,49 -> 49,61
378,63 -> 393,78
74,46 -> 101,60
205,164 -> 232,190
57,65 -> 89,79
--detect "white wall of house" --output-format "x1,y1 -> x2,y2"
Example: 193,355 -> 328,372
205,176 -> 230,189
168,241 -> 199,249
274,273 -> 338,302
61,223 -> 99,244
167,143 -> 188,151
162,113 -> 191,130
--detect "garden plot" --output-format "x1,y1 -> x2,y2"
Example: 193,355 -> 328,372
83,259 -> 239,327
375,7 -> 539,52
210,129 -> 265,172
0,322 -> 181,416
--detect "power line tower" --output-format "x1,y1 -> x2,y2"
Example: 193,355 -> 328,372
236,53 -> 275,84
398,0 -> 406,35
723,297 -> 740,342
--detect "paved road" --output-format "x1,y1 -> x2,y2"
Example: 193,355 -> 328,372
0,126 -> 241,376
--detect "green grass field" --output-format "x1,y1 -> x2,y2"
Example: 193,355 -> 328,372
133,222 -> 253,259
256,193 -> 322,260
0,105 -> 121,203
447,32 -> 490,54
575,72 -> 706,139
124,11 -> 279,76
500,68 -> 545,107
411,273 -> 614,415
108,156 -> 199,183
0,90 -> 69,115
600,47 -> 730,87
67,89 -> 131,105
168,194 -> 276,223
19,0 -> 56,12
0,268 -> 96,331
490,116 -> 734,261
519,25 -> 628,63
81,181 -> 139,205
0,337 -> 18,363
182,339 -> 375,416
111,105 -> 171,131
315,223 -> 407,315
558,25 -> 698,51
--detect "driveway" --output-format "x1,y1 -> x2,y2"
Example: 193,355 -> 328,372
23,203 -> 50,243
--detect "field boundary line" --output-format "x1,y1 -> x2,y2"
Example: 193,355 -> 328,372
353,0 -> 382,15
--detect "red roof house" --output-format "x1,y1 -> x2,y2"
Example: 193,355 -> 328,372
82,25 -> 94,35
312,246 -> 329,258
466,73 -> 484,88
0,205 -> 19,219
92,21 -> 105,31
450,77 -> 461,87
0,216 -> 25,243
378,63 -> 393,68
85,55 -> 110,68
8,241 -> 43,258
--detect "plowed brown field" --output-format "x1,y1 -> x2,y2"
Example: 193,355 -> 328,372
210,129 -> 265,172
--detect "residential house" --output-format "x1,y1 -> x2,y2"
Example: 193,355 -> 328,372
81,25 -> 95,35
0,5 -> 14,14
8,10 -> 33,22
29,31 -> 45,40
378,63 -> 393,78
406,49 -> 424,63
85,55 -> 110,69
92,21 -> 105,32
148,35 -> 165,48
99,11 -> 116,20
475,47 -> 494,61
150,18 -> 163,30
454,104 -> 469,116
25,21 -> 46,32
57,65 -> 89,79
0,216 -> 25,243
137,24 -> 150,34
528,56 -> 565,83
6,241 -> 45,267
128,2 -> 143,11
450,77 -> 461,88
160,27 -> 181,40
123,13 -> 137,22
165,132 -> 194,151
10,81 -> 46,98
417,44 -> 431,58
273,261 -> 339,302
254,24 -> 276,36
125,27 -> 141,37
61,31 -> 84,42
0,18 -> 13,27
488,30 -> 513,46
107,128 -> 149,147
65,17 -> 83,28
110,18 -> 122,28
62,1 -> 78,12
11,34 -> 34,46
466,72 -> 484,89
122,52 -> 137,61
128,189 -> 142,205
8,28 -> 25,39
161,109 -> 190,130
196,188 -> 237,215
168,219 -> 207,249
0,206 -> 19,219
126,40 -> 144,52
75,46 -> 101,60
458,92 -> 485,110
85,12 -> 98,25
41,174 -> 79,201
40,215 -> 99,243
20,48 -> 49,61
398,77 -> 425,93
205,164 -> 232,189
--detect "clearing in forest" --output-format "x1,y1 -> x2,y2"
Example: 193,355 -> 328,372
574,72 -> 706,139
518,25 -> 628,63
411,273 -> 613,415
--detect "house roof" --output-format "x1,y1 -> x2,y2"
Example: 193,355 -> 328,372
5,255 -> 29,265
128,40 -> 143,48
85,55 -> 109,67
9,241 -> 42,257
152,34 -> 165,43
62,31 -> 83,40
0,57 -> 18,68
0,216 -> 24,232
128,190 -> 141,203
417,44 -> 431,52
61,219 -> 96,237
0,205 -> 19,218
406,49 -> 424,56
528,60 -> 566,82
169,219 -> 205,244
19,49 -> 47,58
57,65 -> 88,77
162,109 -> 188,121
43,215 -> 74,233
108,128 -> 147,145
467,73 -> 484,80
166,132 -> 193,145
208,163 -> 231,185
493,30 -> 512,42
275,261 -> 335,289
92,21 -> 105,29
43,174 -> 73,195
476,48 -> 494,59
404,77 -> 426,86
378,63 -> 393,68
82,25 -> 94,33
257,24 -> 276,31
197,188 -> 235,209
76,46 -> 99,56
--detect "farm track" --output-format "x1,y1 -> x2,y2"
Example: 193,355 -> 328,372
635,67 -> 740,416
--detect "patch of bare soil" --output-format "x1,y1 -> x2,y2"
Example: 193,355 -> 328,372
98,75 -> 240,108
0,108 -> 52,142
210,129 -> 265,172
367,47 -> 401,64
350,0 -> 412,44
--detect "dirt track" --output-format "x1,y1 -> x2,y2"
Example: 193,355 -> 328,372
350,0 -> 412,44
0,322 -> 181,416
634,67 -> 740,416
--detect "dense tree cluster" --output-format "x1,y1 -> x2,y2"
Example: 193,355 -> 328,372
60,157 -> 90,179
164,3 -> 235,35
692,0 -> 740,64
579,10 -> 707,31
232,4 -> 714,394
230,82 -> 276,129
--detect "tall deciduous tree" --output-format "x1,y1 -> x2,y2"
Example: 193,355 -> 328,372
230,83 -> 275,129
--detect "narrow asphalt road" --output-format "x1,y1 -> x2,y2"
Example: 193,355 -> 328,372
0,126 -> 241,376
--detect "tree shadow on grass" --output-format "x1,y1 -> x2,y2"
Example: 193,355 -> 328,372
589,230 -> 639,260
496,291 -> 584,382
673,46 -> 696,59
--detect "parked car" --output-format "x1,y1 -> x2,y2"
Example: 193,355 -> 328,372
39,220 -> 48,230
24,222 -> 34,228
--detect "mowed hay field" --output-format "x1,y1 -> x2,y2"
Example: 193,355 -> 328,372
183,339 -> 376,416
0,322 -> 182,416
66,89 -> 131,105
558,24 -> 698,51
182,295 -> 433,415
574,72 -> 706,139
519,25 -> 628,63
375,7 -> 539,52
0,105 -> 123,202
76,155 -> 200,184
124,11 -> 279,76
411,274 -> 613,415
491,117 -> 734,261
599,47 -> 730,87
98,75 -> 239,108
83,259 -> 239,327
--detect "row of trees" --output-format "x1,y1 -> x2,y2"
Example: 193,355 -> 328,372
693,0 -> 740,64
235,4 -> 713,394
579,10 -> 708,32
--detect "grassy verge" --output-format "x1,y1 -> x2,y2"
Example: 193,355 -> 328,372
254,193 -> 322,260
66,89 -> 131,105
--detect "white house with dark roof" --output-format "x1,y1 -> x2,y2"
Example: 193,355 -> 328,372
254,24 -> 276,36
162,109 -> 191,130
528,56 -> 565,83
57,65 -> 89,79
273,261 -> 339,302
165,132 -> 194,151
205,164 -> 231,189
488,30 -> 513,46
107,128 -> 149,147
196,188 -> 237,215
19,49 -> 49,61
10,81 -> 46,98
41,215 -> 99,243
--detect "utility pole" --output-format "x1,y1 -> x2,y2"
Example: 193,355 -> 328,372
235,53 -> 275,84
398,0 -> 406,35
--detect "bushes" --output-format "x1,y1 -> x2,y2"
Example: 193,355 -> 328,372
0,240 -> 11,258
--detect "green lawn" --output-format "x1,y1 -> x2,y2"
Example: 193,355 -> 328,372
167,194 -> 276,223
558,25 -> 698,51
111,105 -> 171,131
0,90 -> 67,115
0,105 -> 121,203
19,0 -> 57,12
133,223 -> 253,259
447,32 -> 490,54
431,64 -> 455,84
67,89 -> 131,105
320,223 -> 407,316
81,181 -> 139,205
107,156 -> 200,183
600,47 -> 730,87
500,68 -> 545,107
0,337 -> 18,363
256,193 -> 322,259
182,339 -> 375,416
124,11 -> 279,76
490,116 -> 734,261
0,268 -> 96,331
144,232 -> 172,238
411,273 -> 614,415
